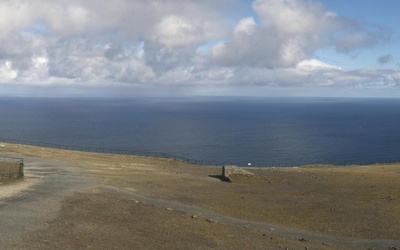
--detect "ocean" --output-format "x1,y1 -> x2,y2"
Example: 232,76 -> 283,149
1,96 -> 400,166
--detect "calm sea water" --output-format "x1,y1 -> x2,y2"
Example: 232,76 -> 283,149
1,96 -> 400,166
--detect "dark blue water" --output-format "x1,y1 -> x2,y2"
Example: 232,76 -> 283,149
1,96 -> 400,166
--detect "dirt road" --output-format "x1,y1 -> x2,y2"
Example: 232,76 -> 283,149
0,156 -> 95,246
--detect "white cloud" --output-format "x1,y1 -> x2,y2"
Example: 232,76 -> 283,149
155,15 -> 197,47
211,0 -> 342,68
0,0 -> 397,96
234,17 -> 256,35
253,0 -> 336,35
296,59 -> 342,71
211,0 -> 392,70
0,1 -> 33,38
0,61 -> 18,81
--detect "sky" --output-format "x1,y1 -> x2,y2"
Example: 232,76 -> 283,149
0,0 -> 399,97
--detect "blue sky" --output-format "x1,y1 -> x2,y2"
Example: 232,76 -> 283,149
240,0 -> 400,71
0,0 -> 399,97
316,0 -> 400,70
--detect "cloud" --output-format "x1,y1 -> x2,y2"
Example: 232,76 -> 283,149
296,59 -> 342,71
211,0 -> 392,69
211,0 -> 335,68
0,61 -> 18,81
0,0 -> 398,96
333,26 -> 392,53
377,54 -> 393,65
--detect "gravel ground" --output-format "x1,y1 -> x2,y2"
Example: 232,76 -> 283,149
0,156 -> 96,246
1,143 -> 400,249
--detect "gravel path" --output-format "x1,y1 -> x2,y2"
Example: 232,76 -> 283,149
101,185 -> 400,249
0,157 -> 96,245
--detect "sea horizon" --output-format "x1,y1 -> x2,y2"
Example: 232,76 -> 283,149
2,96 -> 400,166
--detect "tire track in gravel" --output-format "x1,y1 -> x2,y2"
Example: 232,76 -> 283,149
1,156 -> 399,249
101,185 -> 400,249
0,156 -> 96,245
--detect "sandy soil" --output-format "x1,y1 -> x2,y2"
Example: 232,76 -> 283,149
0,179 -> 36,199
1,142 -> 400,249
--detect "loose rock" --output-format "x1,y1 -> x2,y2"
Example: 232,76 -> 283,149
206,218 -> 218,224
222,165 -> 254,182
